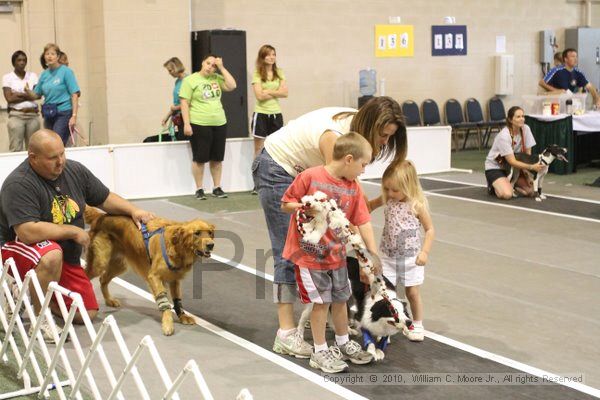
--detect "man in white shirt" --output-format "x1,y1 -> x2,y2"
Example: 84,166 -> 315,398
2,50 -> 40,152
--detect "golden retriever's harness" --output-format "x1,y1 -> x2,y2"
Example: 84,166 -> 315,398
141,223 -> 185,315
141,223 -> 177,270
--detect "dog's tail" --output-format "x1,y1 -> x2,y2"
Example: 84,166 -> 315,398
84,206 -> 104,227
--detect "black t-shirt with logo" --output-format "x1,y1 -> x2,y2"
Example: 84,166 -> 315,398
0,159 -> 110,264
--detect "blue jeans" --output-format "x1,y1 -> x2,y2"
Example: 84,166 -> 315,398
44,110 -> 72,145
252,149 -> 296,285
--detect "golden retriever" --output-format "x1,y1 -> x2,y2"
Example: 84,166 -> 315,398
84,207 -> 215,335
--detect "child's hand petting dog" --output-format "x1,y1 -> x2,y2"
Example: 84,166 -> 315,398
416,250 -> 428,266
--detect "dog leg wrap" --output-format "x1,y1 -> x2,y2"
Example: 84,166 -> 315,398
376,336 -> 389,351
173,298 -> 183,317
361,328 -> 375,348
155,291 -> 171,312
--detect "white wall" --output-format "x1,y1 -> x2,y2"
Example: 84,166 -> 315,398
0,126 -> 451,199
1,0 -> 592,152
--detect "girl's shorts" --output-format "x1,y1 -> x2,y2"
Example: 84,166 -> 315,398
381,253 -> 424,288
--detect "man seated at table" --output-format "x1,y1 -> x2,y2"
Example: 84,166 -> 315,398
540,48 -> 600,109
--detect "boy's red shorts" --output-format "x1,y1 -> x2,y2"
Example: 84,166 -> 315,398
1,239 -> 98,311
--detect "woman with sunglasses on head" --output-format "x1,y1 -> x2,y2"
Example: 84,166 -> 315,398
179,54 -> 236,200
25,43 -> 80,146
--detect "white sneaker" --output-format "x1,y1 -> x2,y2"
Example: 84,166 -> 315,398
404,324 -> 425,342
336,340 -> 374,364
272,330 -> 313,358
28,316 -> 64,344
309,347 -> 349,373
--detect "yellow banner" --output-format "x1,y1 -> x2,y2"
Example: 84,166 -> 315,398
375,25 -> 414,57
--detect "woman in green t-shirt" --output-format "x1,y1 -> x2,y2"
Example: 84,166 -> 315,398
180,54 -> 237,200
251,45 -> 288,157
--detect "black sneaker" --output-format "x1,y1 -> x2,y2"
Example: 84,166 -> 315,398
251,186 -> 258,195
195,189 -> 207,200
212,187 -> 228,198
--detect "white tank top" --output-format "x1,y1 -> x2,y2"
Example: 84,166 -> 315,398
264,107 -> 355,177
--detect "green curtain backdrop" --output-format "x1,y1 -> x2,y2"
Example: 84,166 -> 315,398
525,115 -> 574,175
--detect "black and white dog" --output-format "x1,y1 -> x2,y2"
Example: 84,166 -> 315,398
296,258 -> 412,361
503,144 -> 568,201
347,257 -> 412,361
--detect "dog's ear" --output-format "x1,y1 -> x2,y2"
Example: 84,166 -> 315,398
171,227 -> 184,245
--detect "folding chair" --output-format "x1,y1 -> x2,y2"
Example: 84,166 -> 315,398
444,99 -> 479,151
465,98 -> 493,150
401,100 -> 422,126
421,99 -> 441,126
484,97 -> 506,147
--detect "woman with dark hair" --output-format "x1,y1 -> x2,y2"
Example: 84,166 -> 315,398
162,57 -> 187,140
179,54 -> 236,200
25,43 -> 80,146
251,96 -> 407,358
484,106 -> 545,199
2,50 -> 40,152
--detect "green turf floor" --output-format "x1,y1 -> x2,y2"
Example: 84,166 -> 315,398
168,190 -> 262,213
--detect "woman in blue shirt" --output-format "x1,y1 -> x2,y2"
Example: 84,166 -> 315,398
162,57 -> 187,140
25,43 -> 80,145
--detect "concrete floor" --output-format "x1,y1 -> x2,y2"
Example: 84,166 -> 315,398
2,170 -> 599,399
126,171 -> 599,397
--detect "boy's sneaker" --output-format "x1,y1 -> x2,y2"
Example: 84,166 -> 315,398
404,324 -> 425,342
251,187 -> 258,195
336,340 -> 374,364
309,347 -> 349,373
212,187 -> 228,198
272,330 -> 313,358
195,189 -> 207,200
28,316 -> 65,344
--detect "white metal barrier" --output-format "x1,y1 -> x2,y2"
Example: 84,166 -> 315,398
0,257 -> 248,400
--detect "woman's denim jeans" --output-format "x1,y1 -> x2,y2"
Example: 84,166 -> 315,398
44,110 -> 72,145
252,149 -> 296,285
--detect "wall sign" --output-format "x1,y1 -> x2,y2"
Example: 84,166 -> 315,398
375,25 -> 414,57
431,25 -> 467,56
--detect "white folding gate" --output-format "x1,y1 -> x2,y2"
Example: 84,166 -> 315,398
0,257 -> 249,400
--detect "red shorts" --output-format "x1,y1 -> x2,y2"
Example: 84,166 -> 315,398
1,240 -> 98,311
